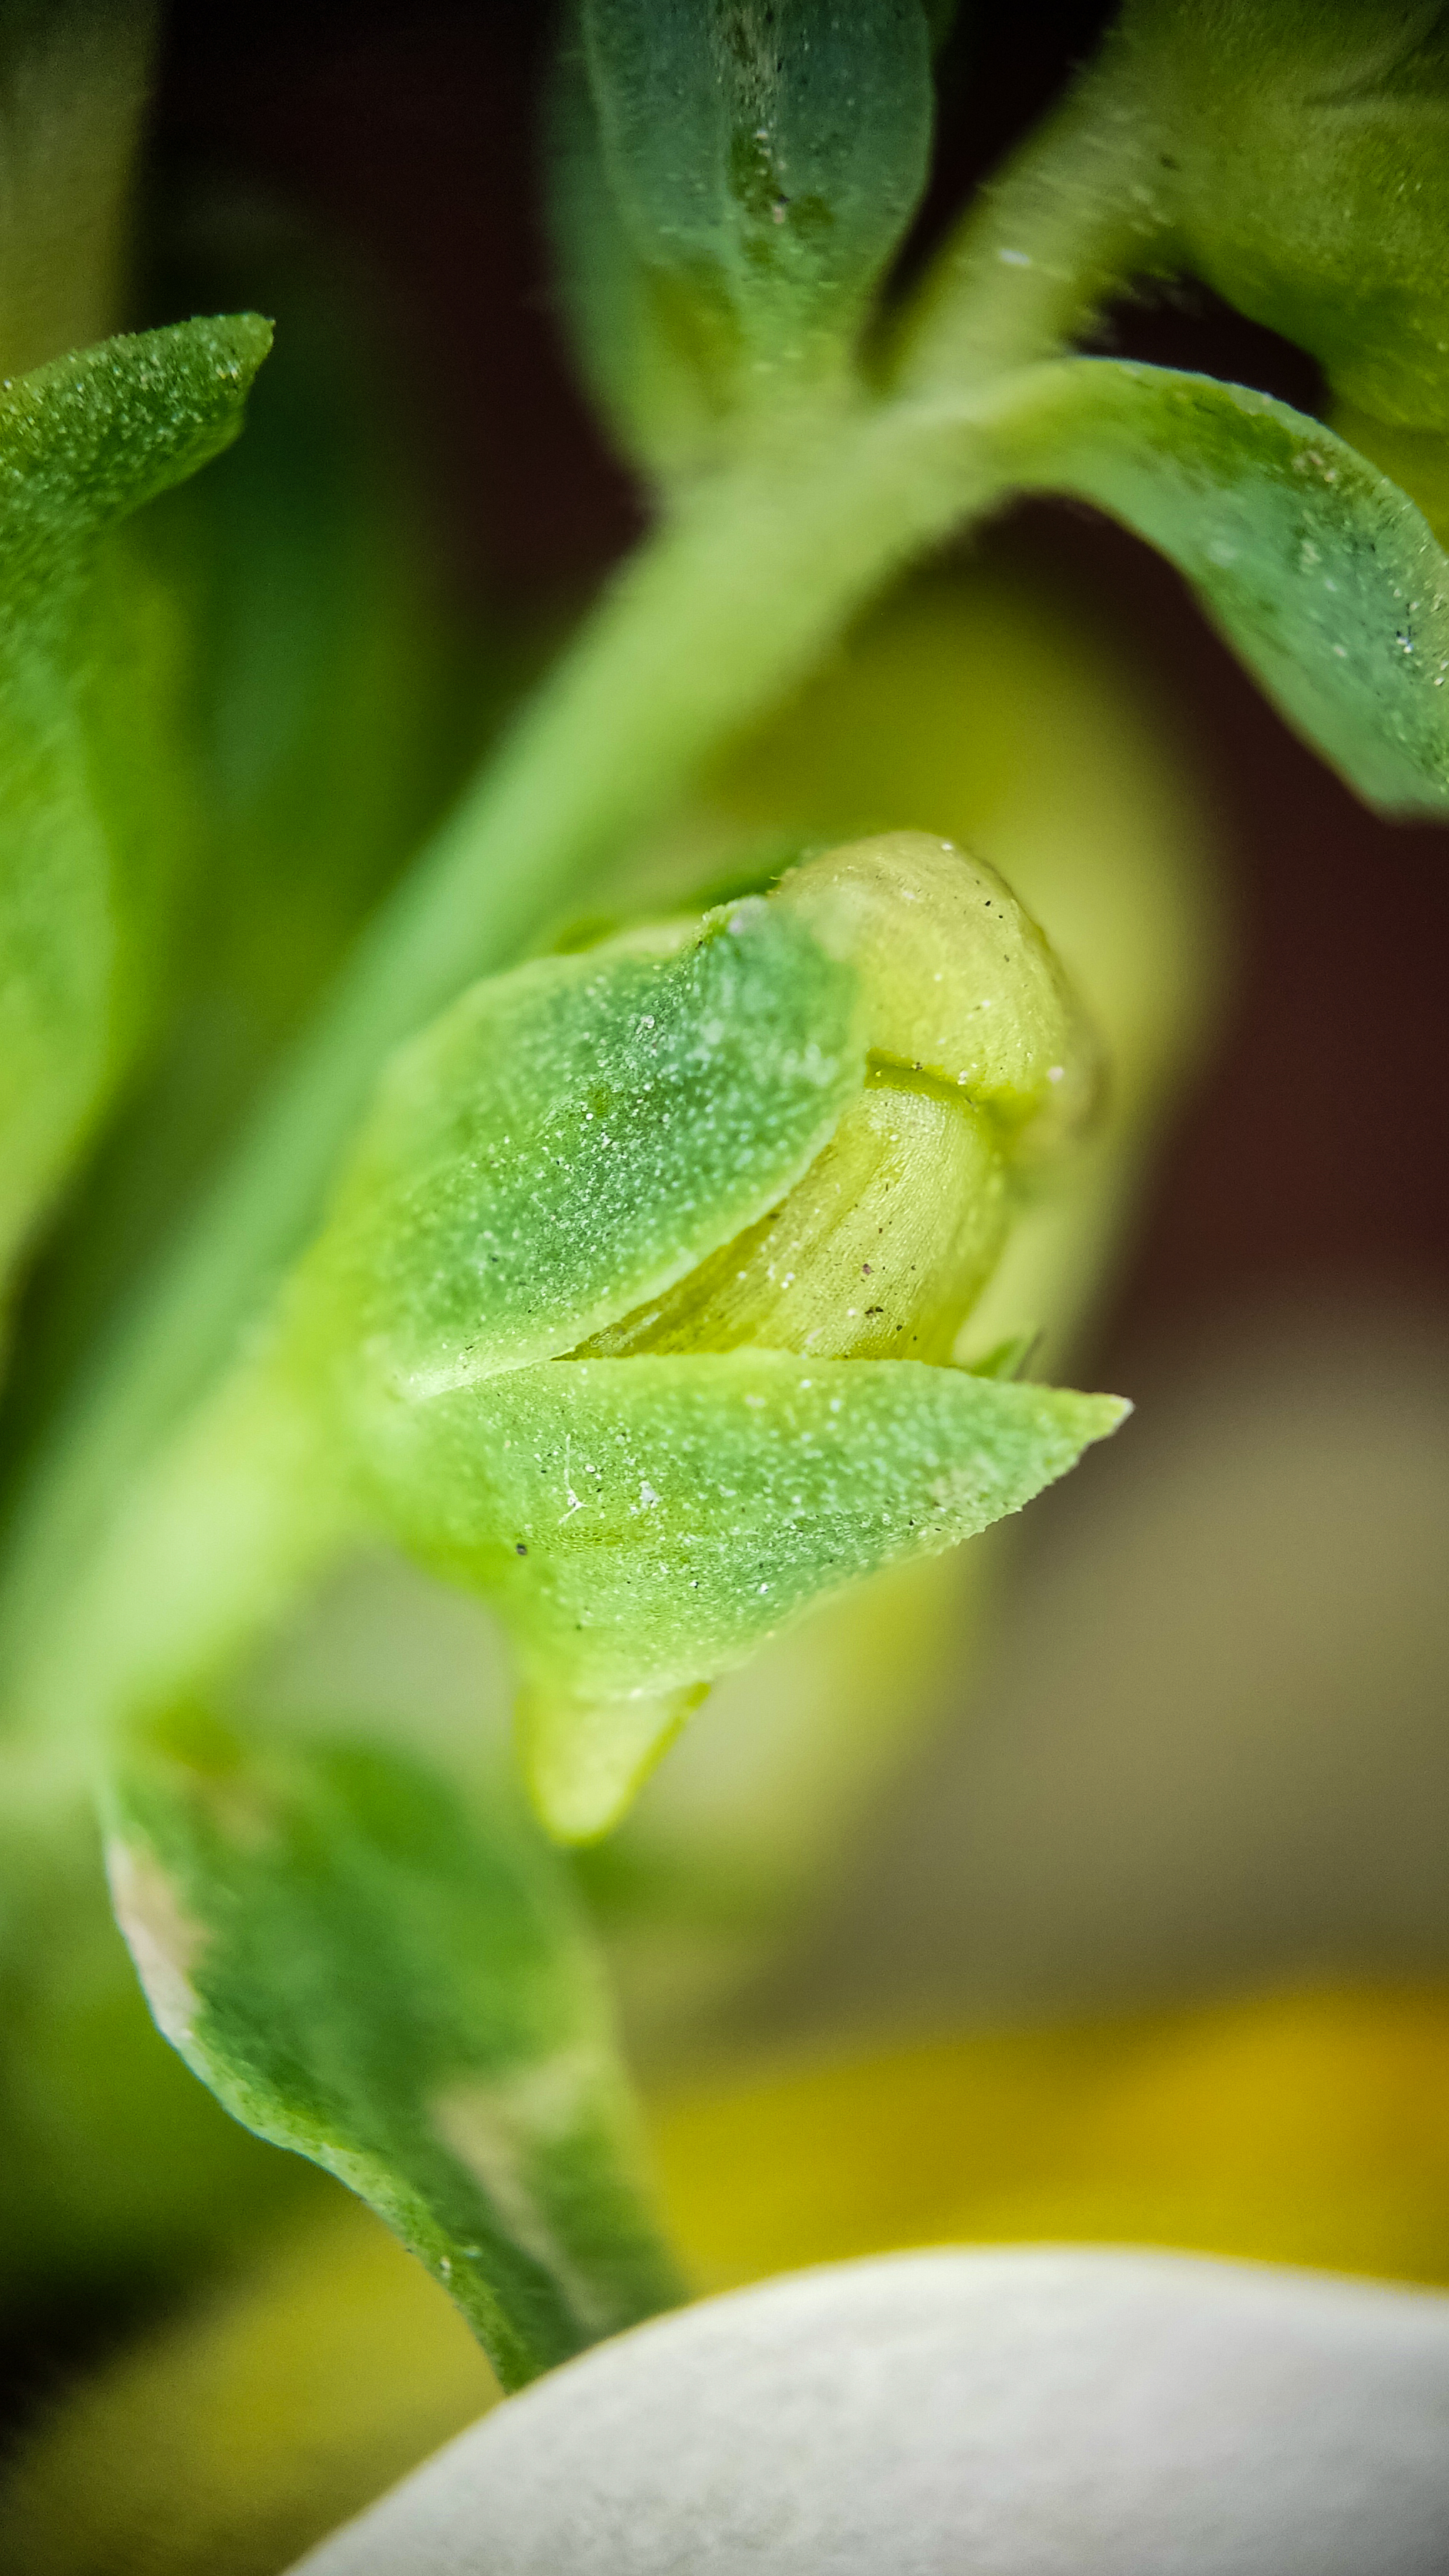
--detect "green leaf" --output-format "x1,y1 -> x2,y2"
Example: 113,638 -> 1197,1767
547,28 -> 722,478
0,317 -> 272,1287
302,897 -> 864,1398
350,1351 -> 1127,1839
105,1714 -> 685,2389
1120,0 -> 1449,432
1,242 -> 479,1478
993,357 -> 1449,814
0,315 -> 273,619
575,0 -> 935,439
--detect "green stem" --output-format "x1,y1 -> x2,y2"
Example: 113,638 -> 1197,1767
891,36 -> 1171,397
34,1340 -> 357,1742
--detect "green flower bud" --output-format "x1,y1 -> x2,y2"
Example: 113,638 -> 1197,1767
1120,1 -> 1449,434
579,834 -> 1095,1364
293,833 -> 1122,1844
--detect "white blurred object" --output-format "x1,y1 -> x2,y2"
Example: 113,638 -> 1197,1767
293,2247 -> 1449,2575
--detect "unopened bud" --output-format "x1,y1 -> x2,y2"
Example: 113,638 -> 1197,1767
293,832 -> 1122,1842
580,832 -> 1095,1369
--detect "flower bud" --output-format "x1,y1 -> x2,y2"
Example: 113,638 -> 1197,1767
578,832 -> 1095,1366
295,832 -> 1122,1843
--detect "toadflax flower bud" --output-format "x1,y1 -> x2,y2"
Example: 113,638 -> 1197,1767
290,832 -> 1124,1843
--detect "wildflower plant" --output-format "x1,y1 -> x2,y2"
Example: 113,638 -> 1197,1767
2,0 -> 1449,2406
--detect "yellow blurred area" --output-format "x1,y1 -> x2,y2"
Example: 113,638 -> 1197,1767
5,1983 -> 1449,2575
655,1985 -> 1449,2294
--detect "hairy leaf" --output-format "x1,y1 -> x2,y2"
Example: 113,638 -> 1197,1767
0,317 -> 271,1286
1,240 -> 478,1483
993,357 -> 1449,814
0,315 -> 272,618
352,1352 -> 1127,1837
573,0 -> 935,442
303,899 -> 864,1398
106,1714 -> 685,2389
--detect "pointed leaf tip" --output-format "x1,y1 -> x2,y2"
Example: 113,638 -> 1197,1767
0,313 -> 276,602
359,1354 -> 1131,1841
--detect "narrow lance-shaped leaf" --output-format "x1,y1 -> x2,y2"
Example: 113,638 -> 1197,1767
989,356 -> 1449,815
572,0 -> 935,451
0,315 -> 272,1292
106,1712 -> 685,2391
10,242 -> 484,1479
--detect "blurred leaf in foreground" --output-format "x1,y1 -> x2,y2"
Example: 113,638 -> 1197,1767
0,316 -> 270,1304
1121,0 -> 1449,434
106,1712 -> 685,2390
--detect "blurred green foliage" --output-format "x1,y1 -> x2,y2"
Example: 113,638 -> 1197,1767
1121,0 -> 1449,432
0,317 -> 269,1309
108,1712 -> 684,2388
